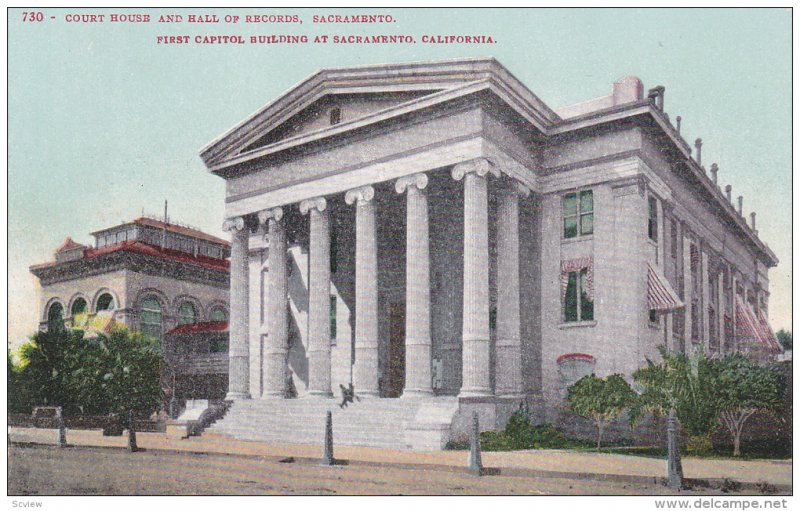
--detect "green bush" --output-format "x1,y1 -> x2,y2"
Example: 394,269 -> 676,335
445,405 -> 593,451
10,326 -> 162,418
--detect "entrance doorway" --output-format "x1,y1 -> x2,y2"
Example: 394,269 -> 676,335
386,302 -> 406,397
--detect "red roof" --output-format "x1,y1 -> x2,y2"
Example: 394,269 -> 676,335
56,237 -> 87,253
132,217 -> 230,246
84,240 -> 229,271
91,217 -> 230,246
166,321 -> 229,336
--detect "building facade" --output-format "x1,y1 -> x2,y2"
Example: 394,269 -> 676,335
30,217 -> 232,409
199,58 -> 781,449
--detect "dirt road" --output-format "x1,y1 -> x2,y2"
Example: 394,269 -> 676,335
8,444 -> 763,496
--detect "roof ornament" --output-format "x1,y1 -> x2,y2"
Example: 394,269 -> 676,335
750,212 -> 757,234
676,116 -> 682,135
647,86 -> 665,111
725,185 -> 732,203
737,196 -> 744,216
710,163 -> 719,185
694,138 -> 703,167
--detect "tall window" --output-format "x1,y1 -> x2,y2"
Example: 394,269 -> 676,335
47,302 -> 64,331
329,295 -> 337,343
564,268 -> 594,322
96,293 -> 115,311
71,298 -> 87,316
670,219 -> 678,259
140,297 -> 163,341
177,302 -> 197,325
563,190 -> 593,239
648,197 -> 658,241
210,337 -> 229,353
209,307 -> 227,322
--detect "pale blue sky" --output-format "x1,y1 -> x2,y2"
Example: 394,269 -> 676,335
8,8 -> 792,345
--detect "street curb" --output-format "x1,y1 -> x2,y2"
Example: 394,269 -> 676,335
9,440 -> 792,493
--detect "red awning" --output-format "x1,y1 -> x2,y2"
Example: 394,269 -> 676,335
735,296 -> 782,354
648,264 -> 684,312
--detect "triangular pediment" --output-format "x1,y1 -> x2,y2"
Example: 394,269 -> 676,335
200,57 -> 561,171
240,90 -> 441,154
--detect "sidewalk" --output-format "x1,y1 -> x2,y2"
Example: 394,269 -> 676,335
9,427 -> 791,487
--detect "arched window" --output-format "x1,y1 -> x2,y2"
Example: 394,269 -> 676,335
96,293 -> 115,311
71,298 -> 87,316
177,302 -> 197,325
47,302 -> 64,331
140,297 -> 163,341
209,307 -> 227,323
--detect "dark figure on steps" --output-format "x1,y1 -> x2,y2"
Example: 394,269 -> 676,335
339,383 -> 360,409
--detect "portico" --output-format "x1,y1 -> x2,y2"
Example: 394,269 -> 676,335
222,158 -> 533,402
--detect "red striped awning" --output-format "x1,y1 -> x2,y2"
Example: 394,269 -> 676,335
736,296 -> 782,353
648,264 -> 684,312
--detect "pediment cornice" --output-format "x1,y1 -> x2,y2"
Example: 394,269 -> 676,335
199,57 -> 561,171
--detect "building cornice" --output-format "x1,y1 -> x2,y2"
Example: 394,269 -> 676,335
31,250 -> 229,288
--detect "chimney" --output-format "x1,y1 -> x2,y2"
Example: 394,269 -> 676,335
750,212 -> 757,232
710,163 -> 718,185
612,76 -> 644,105
737,196 -> 743,215
676,116 -> 681,135
694,138 -> 703,166
725,185 -> 732,203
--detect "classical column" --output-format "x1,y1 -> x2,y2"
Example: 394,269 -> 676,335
682,230 -> 693,354
731,273 -> 739,352
223,216 -> 250,400
345,185 -> 380,397
396,173 -> 433,397
259,207 -> 289,398
717,272 -> 725,353
452,158 -> 499,398
701,248 -> 710,351
300,197 -> 333,397
495,181 -> 529,398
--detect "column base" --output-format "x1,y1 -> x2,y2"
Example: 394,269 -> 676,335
260,391 -> 287,399
458,389 -> 494,399
496,392 -> 527,400
307,391 -> 334,398
356,390 -> 380,398
224,392 -> 250,401
401,389 -> 434,398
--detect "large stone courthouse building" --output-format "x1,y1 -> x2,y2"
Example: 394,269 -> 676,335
200,58 -> 781,449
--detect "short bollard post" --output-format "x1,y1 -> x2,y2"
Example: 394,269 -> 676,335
127,410 -> 139,453
666,409 -> 684,490
468,411 -> 483,475
56,407 -> 67,448
321,411 -> 334,466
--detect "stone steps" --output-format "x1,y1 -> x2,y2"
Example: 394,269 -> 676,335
207,396 -> 460,449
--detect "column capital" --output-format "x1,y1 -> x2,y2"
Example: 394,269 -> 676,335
395,173 -> 428,194
499,180 -> 531,198
299,197 -> 327,215
345,185 -> 375,205
451,158 -> 499,181
257,207 -> 284,225
222,216 -> 246,233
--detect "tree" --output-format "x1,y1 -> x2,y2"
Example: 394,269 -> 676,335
13,326 -> 162,418
776,329 -> 792,351
568,373 -> 636,448
629,346 -> 718,438
707,353 -> 785,456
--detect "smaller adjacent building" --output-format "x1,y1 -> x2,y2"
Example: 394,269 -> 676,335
30,217 -> 232,409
